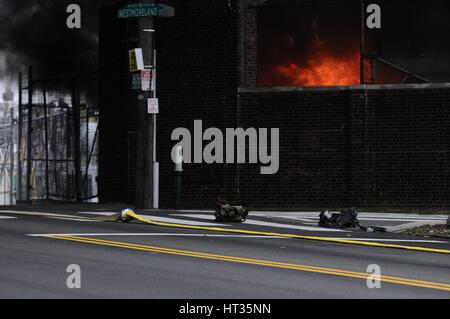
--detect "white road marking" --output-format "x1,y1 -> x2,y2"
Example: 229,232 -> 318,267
0,210 -> 229,227
0,216 -> 17,219
145,209 -> 214,214
171,213 -> 216,220
251,213 -> 448,222
172,214 -> 347,232
75,211 -> 117,215
0,210 -> 88,219
27,233 -> 284,238
48,217 -> 101,222
359,218 -> 447,222
26,233 -> 446,244
282,217 -> 448,222
139,215 -> 230,227
241,219 -> 347,232
76,211 -> 231,227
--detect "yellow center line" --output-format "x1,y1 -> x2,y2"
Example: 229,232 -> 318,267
45,235 -> 450,292
10,209 -> 450,254
122,211 -> 450,255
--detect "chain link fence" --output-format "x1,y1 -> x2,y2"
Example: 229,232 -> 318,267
16,70 -> 99,203
0,103 -> 15,205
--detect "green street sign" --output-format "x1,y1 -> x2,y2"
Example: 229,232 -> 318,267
118,3 -> 175,19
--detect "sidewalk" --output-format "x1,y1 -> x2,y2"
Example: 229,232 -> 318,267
142,208 -> 449,233
247,211 -> 449,233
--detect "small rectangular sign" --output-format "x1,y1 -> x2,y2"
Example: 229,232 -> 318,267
141,70 -> 152,91
147,98 -> 159,114
129,48 -> 144,72
131,74 -> 141,89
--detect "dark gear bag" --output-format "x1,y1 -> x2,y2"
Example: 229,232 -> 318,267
319,210 -> 338,227
336,208 -> 360,228
319,208 -> 360,228
215,199 -> 249,223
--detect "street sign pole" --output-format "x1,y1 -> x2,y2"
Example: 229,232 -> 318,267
149,36 -> 159,209
152,49 -> 159,208
121,1 -> 174,209
135,14 -> 154,209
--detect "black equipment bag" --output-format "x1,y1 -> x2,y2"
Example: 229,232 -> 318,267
215,199 -> 249,223
319,208 -> 360,228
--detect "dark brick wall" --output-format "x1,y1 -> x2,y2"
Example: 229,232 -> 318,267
238,87 -> 450,208
156,0 -> 241,208
349,88 -> 450,207
237,90 -> 351,208
99,1 -> 140,204
98,0 -> 450,209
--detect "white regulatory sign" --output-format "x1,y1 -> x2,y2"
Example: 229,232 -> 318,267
141,70 -> 151,91
147,98 -> 159,114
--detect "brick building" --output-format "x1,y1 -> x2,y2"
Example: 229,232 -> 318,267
99,0 -> 450,209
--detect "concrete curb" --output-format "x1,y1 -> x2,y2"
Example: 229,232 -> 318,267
379,220 -> 447,233
245,213 -> 450,234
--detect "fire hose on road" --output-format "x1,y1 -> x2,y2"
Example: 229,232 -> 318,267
90,209 -> 450,255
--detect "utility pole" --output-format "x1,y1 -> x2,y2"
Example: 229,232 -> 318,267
117,0 -> 174,208
135,1 -> 155,209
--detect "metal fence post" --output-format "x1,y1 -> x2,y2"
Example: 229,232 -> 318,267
360,0 -> 365,84
72,81 -> 82,202
10,108 -> 15,204
26,66 -> 33,201
43,83 -> 50,199
17,72 -> 23,201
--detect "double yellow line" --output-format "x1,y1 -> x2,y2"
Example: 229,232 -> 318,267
117,211 -> 450,255
46,235 -> 450,292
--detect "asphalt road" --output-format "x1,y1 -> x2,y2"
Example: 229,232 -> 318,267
0,206 -> 449,298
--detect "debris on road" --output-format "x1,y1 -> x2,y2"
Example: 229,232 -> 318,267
214,199 -> 249,223
318,208 -> 380,233
318,208 -> 360,229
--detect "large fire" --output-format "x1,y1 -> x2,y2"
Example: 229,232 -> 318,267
273,40 -> 361,87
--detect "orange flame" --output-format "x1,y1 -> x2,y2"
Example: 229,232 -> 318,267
275,41 -> 361,87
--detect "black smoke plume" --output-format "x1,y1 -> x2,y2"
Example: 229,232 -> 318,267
0,0 -> 118,79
